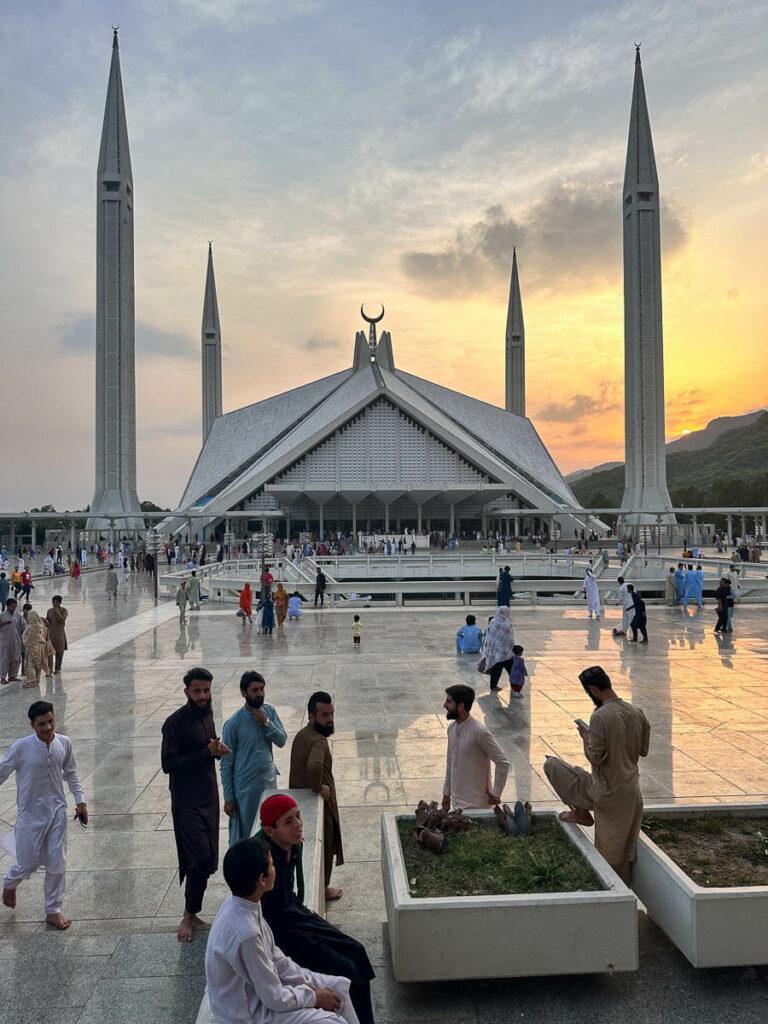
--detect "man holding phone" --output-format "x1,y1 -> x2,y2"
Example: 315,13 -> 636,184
0,700 -> 87,930
543,666 -> 650,884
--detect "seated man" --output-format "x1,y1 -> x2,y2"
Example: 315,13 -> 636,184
206,836 -> 360,1024
455,614 -> 483,654
257,795 -> 375,1024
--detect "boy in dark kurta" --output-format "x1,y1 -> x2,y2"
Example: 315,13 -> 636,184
289,691 -> 344,900
161,667 -> 231,943
258,794 -> 375,1024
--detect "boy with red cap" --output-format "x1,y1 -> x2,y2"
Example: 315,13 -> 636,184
257,794 -> 375,1024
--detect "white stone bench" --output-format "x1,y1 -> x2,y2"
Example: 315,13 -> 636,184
195,788 -> 325,1024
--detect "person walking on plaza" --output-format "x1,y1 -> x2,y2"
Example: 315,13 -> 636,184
105,564 -> 118,599
239,582 -> 253,624
626,585 -> 648,643
46,596 -> 68,675
442,684 -> 510,810
176,580 -> 189,625
205,837 -> 361,1024
496,566 -> 513,607
19,568 -> 33,604
314,568 -> 327,608
613,576 -> 634,636
221,671 -> 287,846
0,597 -> 23,684
582,565 -> 601,619
543,666 -> 650,883
289,691 -> 344,902
258,795 -> 376,1024
161,667 -> 231,943
274,583 -> 289,629
664,567 -> 676,606
482,606 -> 516,690
21,611 -> 47,688
0,572 -> 9,612
1,700 -> 87,929
187,571 -> 201,611
714,578 -> 733,634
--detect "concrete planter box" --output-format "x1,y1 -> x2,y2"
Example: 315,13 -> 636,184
381,810 -> 638,981
632,802 -> 768,968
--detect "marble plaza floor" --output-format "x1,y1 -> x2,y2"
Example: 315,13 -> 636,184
1,571 -> 767,1023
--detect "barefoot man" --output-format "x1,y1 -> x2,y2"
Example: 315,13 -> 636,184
543,666 -> 650,883
162,667 -> 231,942
1,700 -> 87,930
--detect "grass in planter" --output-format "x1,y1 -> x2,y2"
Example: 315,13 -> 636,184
642,815 -> 768,887
398,817 -> 602,898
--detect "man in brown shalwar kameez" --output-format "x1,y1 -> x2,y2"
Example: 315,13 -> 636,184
45,596 -> 68,674
543,666 -> 650,883
289,690 -> 344,901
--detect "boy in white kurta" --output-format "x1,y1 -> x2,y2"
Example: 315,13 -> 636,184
0,700 -> 87,929
206,837 -> 360,1024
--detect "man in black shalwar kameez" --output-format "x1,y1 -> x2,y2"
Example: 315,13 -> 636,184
161,667 -> 230,943
258,794 -> 375,1024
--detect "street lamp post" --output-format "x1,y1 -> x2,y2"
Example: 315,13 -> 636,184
145,528 -> 163,605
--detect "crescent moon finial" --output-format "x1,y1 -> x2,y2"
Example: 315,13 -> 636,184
361,303 -> 385,325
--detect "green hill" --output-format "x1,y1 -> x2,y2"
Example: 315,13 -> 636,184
572,411 -> 768,509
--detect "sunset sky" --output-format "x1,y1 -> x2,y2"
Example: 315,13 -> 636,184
2,0 -> 767,510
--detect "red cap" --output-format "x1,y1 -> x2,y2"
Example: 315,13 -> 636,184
260,794 -> 298,828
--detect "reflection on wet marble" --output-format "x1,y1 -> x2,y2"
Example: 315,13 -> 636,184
1,570 -> 766,1021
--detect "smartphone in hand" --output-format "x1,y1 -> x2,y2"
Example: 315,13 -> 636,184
574,719 -> 590,731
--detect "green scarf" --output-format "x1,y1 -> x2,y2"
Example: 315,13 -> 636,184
255,829 -> 305,904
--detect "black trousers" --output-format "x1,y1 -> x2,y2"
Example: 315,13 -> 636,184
489,658 -> 514,688
630,615 -> 648,642
314,590 -> 325,607
714,608 -> 728,632
184,869 -> 209,915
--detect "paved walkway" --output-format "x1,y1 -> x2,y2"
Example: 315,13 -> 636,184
0,572 -> 766,1022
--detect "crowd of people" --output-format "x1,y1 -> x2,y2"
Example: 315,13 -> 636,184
0,593 -> 68,686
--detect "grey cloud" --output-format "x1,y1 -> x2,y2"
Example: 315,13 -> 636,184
58,312 -> 196,360
401,181 -> 687,298
299,336 -> 344,352
535,383 -> 620,423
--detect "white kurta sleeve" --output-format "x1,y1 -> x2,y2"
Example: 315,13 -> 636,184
61,739 -> 85,804
0,742 -> 18,787
242,930 -> 316,1012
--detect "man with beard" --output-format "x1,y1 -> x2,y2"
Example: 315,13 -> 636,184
442,684 -> 509,811
257,794 -> 375,1024
221,671 -> 288,846
543,666 -> 650,883
161,667 -> 231,942
289,692 -> 343,901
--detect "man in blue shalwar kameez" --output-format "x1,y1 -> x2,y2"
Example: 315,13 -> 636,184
221,671 -> 288,846
673,563 -> 686,606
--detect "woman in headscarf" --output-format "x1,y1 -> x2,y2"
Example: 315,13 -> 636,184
239,582 -> 253,624
21,610 -> 47,688
273,583 -> 289,629
482,606 -> 516,691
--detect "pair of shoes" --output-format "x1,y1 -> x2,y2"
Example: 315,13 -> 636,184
639,639 -> 648,644
627,639 -> 636,643
495,801 -> 533,837
511,691 -> 524,698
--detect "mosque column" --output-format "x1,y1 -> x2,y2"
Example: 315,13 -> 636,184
691,514 -> 698,546
69,523 -> 75,554
741,513 -> 746,540
351,503 -> 357,538
285,512 -> 291,541
417,503 -> 422,534
481,510 -> 488,536
514,515 -> 520,537
9,521 -> 15,554
318,505 -> 325,540
726,514 -> 733,544
449,504 -> 455,537
31,522 -> 37,550
760,514 -> 766,543
384,503 -> 390,533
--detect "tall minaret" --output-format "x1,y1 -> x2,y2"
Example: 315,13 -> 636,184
201,243 -> 223,441
88,29 -> 143,531
619,47 -> 674,525
504,248 -> 525,416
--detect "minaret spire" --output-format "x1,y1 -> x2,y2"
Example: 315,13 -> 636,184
201,242 -> 223,441
87,29 -> 142,531
504,247 -> 525,416
619,47 -> 675,528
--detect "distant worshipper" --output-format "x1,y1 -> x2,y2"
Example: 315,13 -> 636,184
187,571 -> 202,611
105,563 -> 118,599
626,585 -> 648,643
613,576 -> 635,637
482,607 -> 516,690
682,563 -> 704,608
176,580 -> 189,625
581,565 -> 601,619
289,692 -> 344,902
496,565 -> 514,607
442,684 -> 510,811
455,613 -> 483,654
509,644 -> 529,698
714,578 -> 734,634
287,592 -> 304,620
258,795 -> 375,1024
0,572 -> 8,612
221,671 -> 287,846
274,584 -> 289,629
314,569 -> 328,608
239,582 -> 254,624
21,610 -> 48,688
673,562 -> 686,605
543,666 -> 650,884
352,614 -> 362,648
664,567 -> 676,606
0,700 -> 87,930
0,597 -> 23,684
205,837 -> 361,1024
161,667 -> 231,943
46,596 -> 68,674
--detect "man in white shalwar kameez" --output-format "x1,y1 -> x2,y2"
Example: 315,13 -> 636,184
582,567 -> 601,619
0,700 -> 87,929
613,576 -> 634,636
206,836 -> 360,1024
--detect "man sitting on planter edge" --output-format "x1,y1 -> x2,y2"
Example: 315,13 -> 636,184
543,666 -> 650,884
257,794 -> 375,1024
